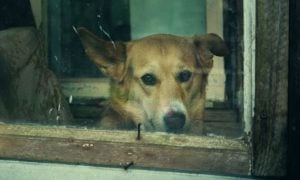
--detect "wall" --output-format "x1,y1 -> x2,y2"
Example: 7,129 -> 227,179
0,160 -> 250,180
130,0 -> 206,39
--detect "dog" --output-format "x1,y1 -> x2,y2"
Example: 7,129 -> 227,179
77,27 -> 227,134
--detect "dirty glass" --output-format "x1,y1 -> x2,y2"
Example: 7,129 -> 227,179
0,0 -> 244,138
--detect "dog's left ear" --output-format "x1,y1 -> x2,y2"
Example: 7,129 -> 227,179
77,27 -> 126,81
192,33 -> 228,71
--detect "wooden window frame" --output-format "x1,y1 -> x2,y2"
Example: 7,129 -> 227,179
0,0 -> 289,178
0,124 -> 250,175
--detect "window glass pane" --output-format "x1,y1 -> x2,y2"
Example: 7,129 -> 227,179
130,0 -> 206,39
0,0 -> 244,138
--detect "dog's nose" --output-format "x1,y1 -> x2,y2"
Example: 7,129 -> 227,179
163,111 -> 186,132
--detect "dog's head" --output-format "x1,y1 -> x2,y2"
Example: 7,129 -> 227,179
78,28 -> 227,134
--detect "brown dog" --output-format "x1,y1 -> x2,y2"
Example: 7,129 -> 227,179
77,27 -> 227,134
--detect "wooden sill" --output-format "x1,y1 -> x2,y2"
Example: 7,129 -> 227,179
0,124 -> 250,176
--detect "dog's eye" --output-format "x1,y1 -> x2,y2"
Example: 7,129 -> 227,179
141,73 -> 157,86
177,70 -> 192,83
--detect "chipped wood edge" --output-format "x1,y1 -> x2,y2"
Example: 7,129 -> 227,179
0,124 -> 247,151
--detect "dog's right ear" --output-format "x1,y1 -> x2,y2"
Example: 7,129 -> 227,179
192,33 -> 228,74
77,27 -> 126,81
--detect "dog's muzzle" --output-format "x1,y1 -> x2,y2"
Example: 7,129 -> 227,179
163,111 -> 186,133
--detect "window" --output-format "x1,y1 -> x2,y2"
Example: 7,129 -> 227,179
0,0 -> 290,178
45,0 -> 244,138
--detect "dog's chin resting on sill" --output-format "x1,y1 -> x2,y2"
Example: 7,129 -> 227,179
77,27 -> 228,135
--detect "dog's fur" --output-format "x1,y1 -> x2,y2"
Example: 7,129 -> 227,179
78,27 -> 227,134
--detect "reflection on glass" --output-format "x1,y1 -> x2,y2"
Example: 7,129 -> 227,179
0,0 -> 243,138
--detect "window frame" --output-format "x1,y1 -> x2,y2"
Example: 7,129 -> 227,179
0,124 -> 250,175
0,0 -> 289,177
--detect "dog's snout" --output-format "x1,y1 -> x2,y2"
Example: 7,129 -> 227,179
163,111 -> 186,132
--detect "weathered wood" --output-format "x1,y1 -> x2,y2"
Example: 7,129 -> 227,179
253,0 -> 289,176
60,78 -> 110,98
204,109 -> 237,122
204,122 -> 242,138
0,124 -> 250,175
0,124 -> 245,149
288,0 -> 300,178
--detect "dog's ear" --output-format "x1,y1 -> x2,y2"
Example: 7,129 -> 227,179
77,27 -> 126,81
192,33 -> 228,72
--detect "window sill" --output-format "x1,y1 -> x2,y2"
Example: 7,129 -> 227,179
0,124 -> 250,175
